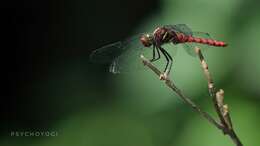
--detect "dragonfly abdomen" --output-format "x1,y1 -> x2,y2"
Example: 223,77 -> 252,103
177,33 -> 227,47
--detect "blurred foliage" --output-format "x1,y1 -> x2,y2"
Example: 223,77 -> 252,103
4,0 -> 260,146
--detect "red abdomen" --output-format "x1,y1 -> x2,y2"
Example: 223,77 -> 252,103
177,34 -> 228,47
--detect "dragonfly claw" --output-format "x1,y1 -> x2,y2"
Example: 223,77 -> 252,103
159,74 -> 166,80
159,69 -> 170,80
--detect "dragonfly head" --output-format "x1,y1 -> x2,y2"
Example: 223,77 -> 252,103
140,33 -> 154,47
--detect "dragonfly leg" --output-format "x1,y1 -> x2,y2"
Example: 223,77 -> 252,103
163,49 -> 173,72
159,47 -> 169,73
150,46 -> 156,61
154,47 -> 161,61
150,46 -> 161,62
160,47 -> 172,74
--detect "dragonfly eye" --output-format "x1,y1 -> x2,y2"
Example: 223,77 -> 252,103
140,34 -> 153,47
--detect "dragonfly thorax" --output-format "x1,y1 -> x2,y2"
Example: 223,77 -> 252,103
153,27 -> 174,47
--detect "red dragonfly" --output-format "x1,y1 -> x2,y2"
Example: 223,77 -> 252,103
90,24 -> 227,74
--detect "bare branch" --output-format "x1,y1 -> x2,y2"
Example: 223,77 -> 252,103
140,55 -> 223,130
194,47 -> 243,146
141,46 -> 243,146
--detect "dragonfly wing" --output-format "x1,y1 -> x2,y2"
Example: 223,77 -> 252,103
90,34 -> 151,74
181,43 -> 197,57
109,44 -> 152,74
109,58 -> 120,74
192,31 -> 211,38
166,24 -> 193,36
90,41 -> 125,63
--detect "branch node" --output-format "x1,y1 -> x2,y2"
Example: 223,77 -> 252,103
216,89 -> 225,107
194,47 -> 242,146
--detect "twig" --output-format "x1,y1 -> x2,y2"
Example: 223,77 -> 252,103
140,55 -> 223,130
141,47 -> 243,146
194,47 -> 243,146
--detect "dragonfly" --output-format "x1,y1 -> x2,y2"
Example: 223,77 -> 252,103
90,24 -> 227,75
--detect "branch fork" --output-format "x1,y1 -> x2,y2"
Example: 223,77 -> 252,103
140,47 -> 243,146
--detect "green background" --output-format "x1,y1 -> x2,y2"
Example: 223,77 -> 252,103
4,0 -> 260,145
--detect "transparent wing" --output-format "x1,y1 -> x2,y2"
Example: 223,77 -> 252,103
90,34 -> 152,74
166,24 -> 193,36
108,44 -> 153,74
90,35 -> 142,63
90,41 -> 126,63
182,32 -> 212,57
